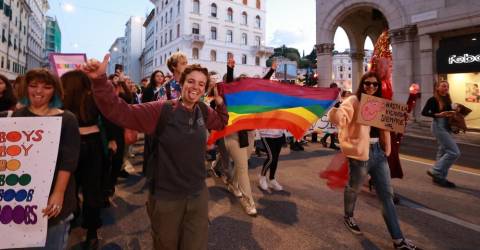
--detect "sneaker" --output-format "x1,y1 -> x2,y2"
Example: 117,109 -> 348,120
433,178 -> 456,188
227,183 -> 243,198
393,238 -> 421,250
239,197 -> 257,216
258,176 -> 269,191
268,179 -> 283,191
343,216 -> 362,235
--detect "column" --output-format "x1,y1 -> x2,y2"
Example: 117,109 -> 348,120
417,34 -> 434,121
350,51 -> 365,91
315,43 -> 334,87
389,25 -> 418,103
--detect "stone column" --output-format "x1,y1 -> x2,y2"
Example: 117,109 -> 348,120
417,34 -> 435,121
389,25 -> 418,103
350,51 -> 365,91
315,43 -> 334,87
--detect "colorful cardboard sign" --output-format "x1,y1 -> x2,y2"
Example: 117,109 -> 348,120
48,53 -> 87,77
356,94 -> 408,133
0,117 -> 62,249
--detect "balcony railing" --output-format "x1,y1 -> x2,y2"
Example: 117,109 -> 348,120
183,34 -> 206,46
251,45 -> 274,56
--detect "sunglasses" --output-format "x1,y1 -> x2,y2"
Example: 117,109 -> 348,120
363,81 -> 379,87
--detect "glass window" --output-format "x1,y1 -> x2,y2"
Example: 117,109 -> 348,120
177,0 -> 181,14
255,15 -> 261,28
255,56 -> 260,66
193,0 -> 200,14
243,0 -> 248,5
242,12 -> 247,25
255,36 -> 261,46
211,26 -> 217,40
210,50 -> 216,61
192,23 -> 200,34
177,24 -> 180,38
211,3 -> 217,17
227,8 -> 233,22
242,54 -> 247,64
242,33 -> 247,45
256,0 -> 261,9
192,48 -> 199,59
226,30 -> 233,43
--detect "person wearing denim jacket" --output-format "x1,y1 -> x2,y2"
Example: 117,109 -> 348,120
421,80 -> 459,188
328,72 -> 420,250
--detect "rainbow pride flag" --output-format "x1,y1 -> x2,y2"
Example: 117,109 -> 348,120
208,78 -> 340,144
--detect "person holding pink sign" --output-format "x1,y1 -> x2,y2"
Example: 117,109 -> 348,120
5,68 -> 81,249
328,72 -> 420,250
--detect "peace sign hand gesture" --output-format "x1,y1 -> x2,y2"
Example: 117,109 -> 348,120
79,54 -> 110,79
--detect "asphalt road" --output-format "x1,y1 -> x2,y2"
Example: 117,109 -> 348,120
67,142 -> 480,250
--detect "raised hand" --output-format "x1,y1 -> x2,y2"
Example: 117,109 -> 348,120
79,54 -> 110,79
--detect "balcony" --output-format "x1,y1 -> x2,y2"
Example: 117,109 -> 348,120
251,45 -> 274,56
183,34 -> 205,46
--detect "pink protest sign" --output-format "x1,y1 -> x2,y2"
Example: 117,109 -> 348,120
356,94 -> 408,133
48,53 -> 87,77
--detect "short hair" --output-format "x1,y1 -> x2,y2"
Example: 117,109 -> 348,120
21,68 -> 63,108
179,64 -> 210,91
166,52 -> 188,73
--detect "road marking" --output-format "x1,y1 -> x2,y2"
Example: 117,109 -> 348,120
401,198 -> 480,233
400,156 -> 480,177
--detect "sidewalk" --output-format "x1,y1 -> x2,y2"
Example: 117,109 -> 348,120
401,121 -> 480,168
405,120 -> 480,147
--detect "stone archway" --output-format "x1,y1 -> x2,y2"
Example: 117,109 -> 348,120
316,0 -> 416,102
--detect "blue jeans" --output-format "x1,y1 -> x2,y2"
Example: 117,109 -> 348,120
31,214 -> 73,250
431,118 -> 460,179
344,143 -> 403,240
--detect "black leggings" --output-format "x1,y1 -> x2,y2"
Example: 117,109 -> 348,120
261,137 -> 284,180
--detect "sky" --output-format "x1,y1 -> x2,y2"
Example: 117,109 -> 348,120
47,0 -> 372,59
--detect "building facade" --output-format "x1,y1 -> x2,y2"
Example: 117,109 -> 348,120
316,0 -> 480,129
331,49 -> 372,91
124,16 -> 145,83
108,37 -> 126,75
148,0 -> 273,77
26,0 -> 48,70
0,0 -> 32,79
141,9 -> 155,79
45,15 -> 60,55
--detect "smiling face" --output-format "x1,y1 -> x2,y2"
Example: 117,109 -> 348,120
181,70 -> 207,107
362,76 -> 379,96
27,80 -> 54,109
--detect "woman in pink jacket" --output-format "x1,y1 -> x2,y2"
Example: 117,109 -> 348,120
328,71 -> 420,250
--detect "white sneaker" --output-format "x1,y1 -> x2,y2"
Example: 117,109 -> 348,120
227,183 -> 243,198
268,179 -> 283,191
239,197 -> 257,216
258,175 -> 269,191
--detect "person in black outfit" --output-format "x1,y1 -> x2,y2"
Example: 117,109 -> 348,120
62,70 -> 108,249
105,75 -> 133,197
3,68 -> 81,249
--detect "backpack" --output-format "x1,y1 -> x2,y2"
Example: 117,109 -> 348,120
145,100 -> 209,193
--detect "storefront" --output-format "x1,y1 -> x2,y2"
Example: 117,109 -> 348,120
437,34 -> 480,130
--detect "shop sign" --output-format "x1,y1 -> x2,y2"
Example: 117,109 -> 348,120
437,46 -> 480,73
